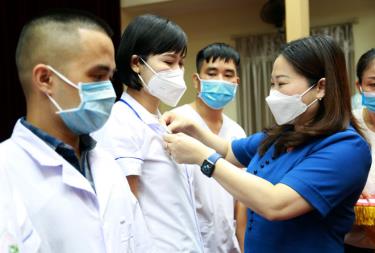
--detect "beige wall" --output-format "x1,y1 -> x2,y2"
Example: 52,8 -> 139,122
310,0 -> 375,64
121,0 -> 375,121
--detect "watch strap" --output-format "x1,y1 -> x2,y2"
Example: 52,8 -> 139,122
201,152 -> 222,177
207,152 -> 223,165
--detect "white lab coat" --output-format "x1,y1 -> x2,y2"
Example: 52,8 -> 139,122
172,104 -> 246,253
94,93 -> 204,252
0,162 -> 41,253
0,120 -> 153,253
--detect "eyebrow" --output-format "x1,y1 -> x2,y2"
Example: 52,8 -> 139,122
206,67 -> 218,71
274,75 -> 290,79
161,52 -> 186,59
160,53 -> 178,58
225,69 -> 236,74
89,65 -> 115,75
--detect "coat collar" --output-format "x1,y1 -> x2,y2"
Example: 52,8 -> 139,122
11,120 -> 99,199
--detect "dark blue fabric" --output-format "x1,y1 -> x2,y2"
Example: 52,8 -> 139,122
20,118 -> 96,180
231,127 -> 371,253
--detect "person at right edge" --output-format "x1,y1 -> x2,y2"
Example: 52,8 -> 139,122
345,48 -> 375,253
162,35 -> 371,253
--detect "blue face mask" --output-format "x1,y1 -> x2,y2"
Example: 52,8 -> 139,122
46,66 -> 116,135
197,76 -> 238,110
361,88 -> 375,112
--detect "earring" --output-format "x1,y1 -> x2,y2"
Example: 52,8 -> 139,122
318,97 -> 323,101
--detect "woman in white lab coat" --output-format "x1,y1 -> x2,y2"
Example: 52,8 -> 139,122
95,14 -> 204,252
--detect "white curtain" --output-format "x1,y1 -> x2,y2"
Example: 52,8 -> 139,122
311,23 -> 355,87
235,23 -> 354,135
234,33 -> 284,134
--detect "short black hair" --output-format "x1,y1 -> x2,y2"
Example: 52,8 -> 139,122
196,43 -> 240,73
15,8 -> 114,96
116,14 -> 187,90
16,8 -> 113,70
356,48 -> 375,84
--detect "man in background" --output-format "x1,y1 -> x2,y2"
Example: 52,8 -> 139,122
172,42 -> 247,252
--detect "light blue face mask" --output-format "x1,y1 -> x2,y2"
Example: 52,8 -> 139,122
197,75 -> 238,110
46,66 -> 116,135
361,88 -> 375,112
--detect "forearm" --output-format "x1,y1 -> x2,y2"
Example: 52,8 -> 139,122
127,175 -> 139,198
235,201 -> 247,252
211,158 -> 312,221
213,159 -> 275,218
193,124 -> 229,157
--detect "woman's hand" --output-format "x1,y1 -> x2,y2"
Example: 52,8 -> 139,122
360,191 -> 371,200
162,111 -> 198,138
163,133 -> 214,165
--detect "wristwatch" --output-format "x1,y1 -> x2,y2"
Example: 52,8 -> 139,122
201,152 -> 223,177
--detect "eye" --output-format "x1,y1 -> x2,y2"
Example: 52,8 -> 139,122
164,61 -> 174,66
92,75 -> 105,81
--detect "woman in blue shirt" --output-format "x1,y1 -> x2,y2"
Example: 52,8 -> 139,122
162,35 -> 372,253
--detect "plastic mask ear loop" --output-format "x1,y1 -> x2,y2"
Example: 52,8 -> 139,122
139,58 -> 158,75
46,94 -> 63,112
300,84 -> 318,108
299,83 -> 316,98
46,65 -> 79,89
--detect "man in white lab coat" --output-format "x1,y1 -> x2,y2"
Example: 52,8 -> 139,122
0,10 -> 151,253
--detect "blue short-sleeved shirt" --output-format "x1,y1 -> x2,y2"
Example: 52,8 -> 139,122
232,127 -> 371,253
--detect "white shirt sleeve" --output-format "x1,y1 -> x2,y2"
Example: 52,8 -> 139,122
94,104 -> 146,177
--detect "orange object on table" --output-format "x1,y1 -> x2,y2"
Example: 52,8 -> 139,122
354,197 -> 375,244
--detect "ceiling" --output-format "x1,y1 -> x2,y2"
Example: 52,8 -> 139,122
121,0 -> 265,16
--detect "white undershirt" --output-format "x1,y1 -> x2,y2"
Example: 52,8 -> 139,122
172,104 -> 246,253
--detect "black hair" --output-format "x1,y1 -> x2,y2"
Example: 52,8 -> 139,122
356,48 -> 375,84
196,43 -> 240,73
116,14 -> 187,90
16,8 -> 113,69
259,35 -> 364,156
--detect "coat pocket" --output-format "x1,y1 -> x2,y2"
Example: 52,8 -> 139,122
119,217 -> 135,252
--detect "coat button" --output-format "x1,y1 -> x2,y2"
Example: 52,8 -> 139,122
265,160 -> 269,165
254,170 -> 258,175
260,164 -> 264,168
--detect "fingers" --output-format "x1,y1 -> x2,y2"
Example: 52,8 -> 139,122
165,143 -> 172,156
163,133 -> 176,143
163,134 -> 177,158
161,111 -> 175,126
161,111 -> 180,133
362,192 -> 371,200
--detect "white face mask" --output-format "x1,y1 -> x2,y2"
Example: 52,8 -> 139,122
138,58 -> 186,107
265,84 -> 318,125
